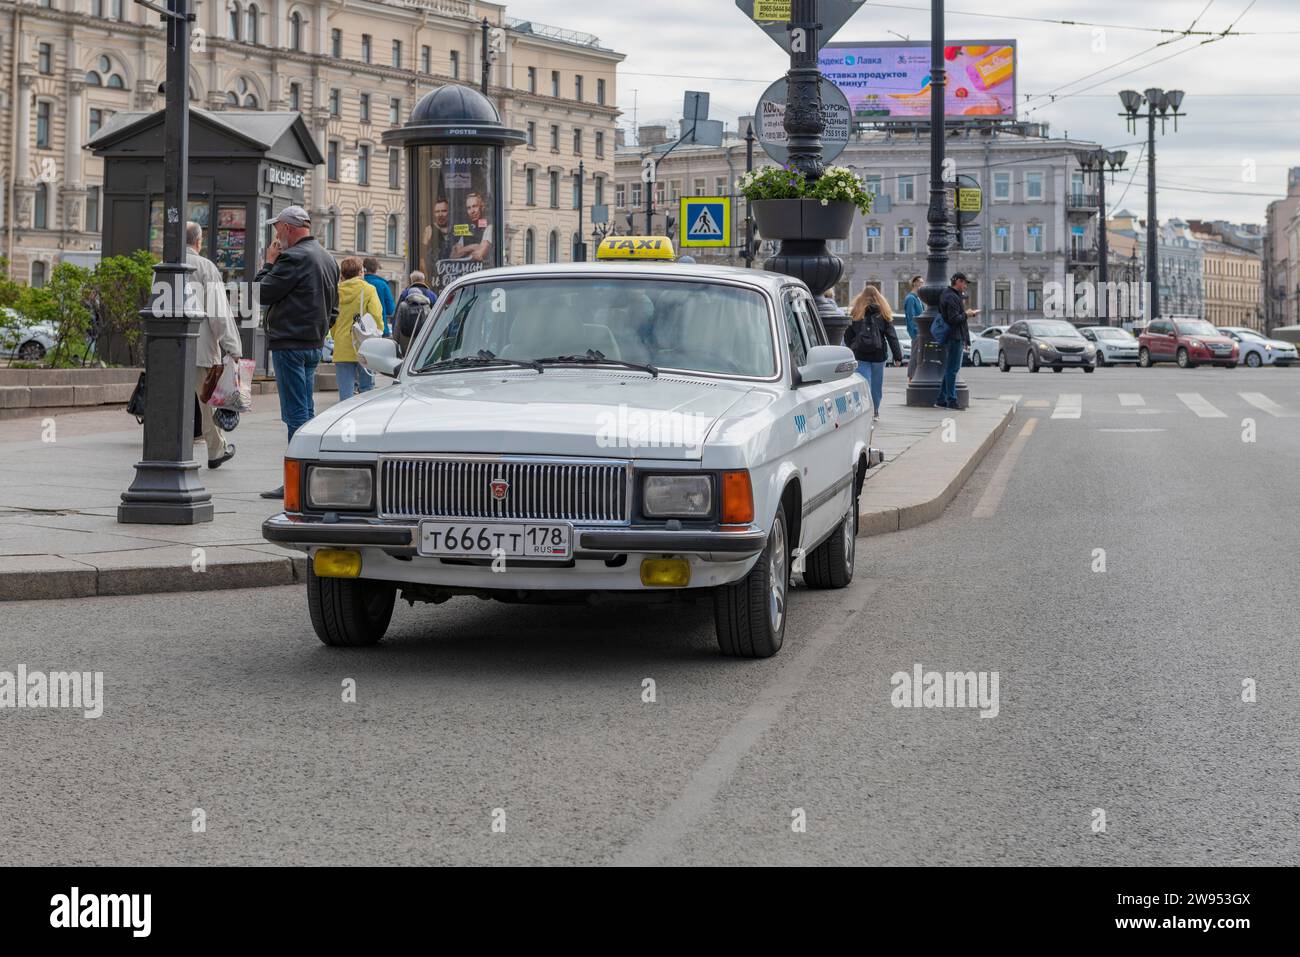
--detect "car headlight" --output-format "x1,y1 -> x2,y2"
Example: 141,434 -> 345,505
307,465 -> 374,510
642,474 -> 713,518
1190,339 -> 1204,348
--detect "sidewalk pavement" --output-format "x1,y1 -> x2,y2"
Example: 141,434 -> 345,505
0,370 -> 1014,601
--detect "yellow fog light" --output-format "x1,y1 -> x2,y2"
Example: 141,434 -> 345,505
640,557 -> 691,587
313,549 -> 362,578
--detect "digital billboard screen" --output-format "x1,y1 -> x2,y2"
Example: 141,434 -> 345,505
819,41 -> 1017,122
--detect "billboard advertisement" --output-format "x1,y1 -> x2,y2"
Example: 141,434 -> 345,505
819,41 -> 1017,122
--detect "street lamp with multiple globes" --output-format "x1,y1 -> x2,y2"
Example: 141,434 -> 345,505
1075,147 -> 1128,325
1119,88 -> 1185,323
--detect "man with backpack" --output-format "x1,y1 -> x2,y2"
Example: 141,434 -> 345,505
393,274 -> 434,355
934,273 -> 977,410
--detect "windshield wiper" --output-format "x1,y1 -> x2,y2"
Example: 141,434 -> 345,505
420,349 -> 542,373
534,350 -> 658,377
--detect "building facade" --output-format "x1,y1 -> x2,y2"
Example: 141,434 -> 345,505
1188,220 -> 1262,330
1264,167 -> 1300,331
0,0 -> 622,287
614,122 -> 1105,326
1107,211 -> 1205,320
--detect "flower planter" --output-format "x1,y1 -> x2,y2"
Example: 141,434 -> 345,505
750,199 -> 856,241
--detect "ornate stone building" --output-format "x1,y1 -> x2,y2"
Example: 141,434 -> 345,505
0,0 -> 622,286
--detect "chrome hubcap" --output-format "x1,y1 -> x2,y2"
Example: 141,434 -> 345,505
768,518 -> 786,633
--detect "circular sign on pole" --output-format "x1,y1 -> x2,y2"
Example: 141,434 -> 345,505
755,76 -> 851,166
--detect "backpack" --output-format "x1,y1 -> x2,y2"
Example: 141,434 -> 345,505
398,289 -> 432,345
931,313 -> 951,346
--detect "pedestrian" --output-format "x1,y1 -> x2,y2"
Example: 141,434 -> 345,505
392,272 -> 435,356
903,275 -> 924,382
185,221 -> 240,469
255,205 -> 339,499
845,285 -> 903,419
936,272 -> 979,410
362,257 -> 396,336
334,257 -> 382,400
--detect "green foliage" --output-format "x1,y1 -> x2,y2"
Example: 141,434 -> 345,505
737,164 -> 874,216
88,250 -> 158,367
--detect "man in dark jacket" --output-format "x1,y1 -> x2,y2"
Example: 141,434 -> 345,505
255,205 -> 340,498
936,272 -> 976,409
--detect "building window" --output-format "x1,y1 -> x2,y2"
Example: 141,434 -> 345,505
289,12 -> 303,52
86,185 -> 101,231
693,178 -> 706,197
897,225 -> 914,254
359,93 -> 370,123
524,228 -> 535,264
1025,171 -> 1044,201
548,229 -> 559,263
361,34 -> 372,63
246,4 -> 260,44
1026,224 -> 1044,254
88,108 -> 106,137
328,88 -> 340,117
897,174 -> 915,202
551,70 -> 560,97
525,121 -> 536,147
594,176 -> 605,207
355,211 -> 369,252
549,125 -> 560,152
715,176 -> 728,195
573,129 -> 582,154
595,131 -> 604,158
386,214 -> 399,255
525,168 -> 536,205
527,67 -> 537,93
993,225 -> 1011,253
597,78 -> 606,105
358,144 -> 371,186
392,40 -> 402,69
85,56 -> 125,88
38,43 -> 53,75
388,148 -> 400,189
575,75 -> 584,101
288,83 -> 301,111
31,261 -> 47,287
389,97 -> 401,125
228,2 -> 240,40
572,173 -> 582,209
227,77 -> 259,109
616,183 -> 626,207
34,184 -> 49,228
630,183 -> 641,206
994,281 -> 1011,310
420,46 -> 431,74
864,174 -> 882,196
327,141 -> 339,181
993,171 -> 1011,201
36,101 -> 51,148
324,211 -> 337,249
549,171 -> 559,208
449,51 -> 459,79
864,226 -> 881,254
1027,281 -> 1043,312
332,29 -> 343,58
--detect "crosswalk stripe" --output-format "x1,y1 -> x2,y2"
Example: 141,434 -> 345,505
1238,393 -> 1296,418
1118,393 -> 1145,406
1051,394 -> 1082,419
998,394 -> 1023,403
1023,399 -> 1049,409
1177,393 -> 1226,418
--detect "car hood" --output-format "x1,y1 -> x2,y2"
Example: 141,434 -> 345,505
1262,338 -> 1297,350
1038,337 -> 1091,349
305,371 -> 757,460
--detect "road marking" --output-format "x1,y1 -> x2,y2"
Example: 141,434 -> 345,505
971,418 -> 1037,519
1177,393 -> 1226,418
998,394 -> 1023,403
1023,399 -> 1049,409
611,582 -> 883,867
1118,393 -> 1145,406
1238,392 -> 1296,418
1051,394 -> 1082,419
1097,428 -> 1166,433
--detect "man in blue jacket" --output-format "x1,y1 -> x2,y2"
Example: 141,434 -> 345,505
903,275 -> 924,381
362,257 -> 396,336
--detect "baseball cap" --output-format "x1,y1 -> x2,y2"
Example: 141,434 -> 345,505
271,205 -> 311,227
950,271 -> 969,283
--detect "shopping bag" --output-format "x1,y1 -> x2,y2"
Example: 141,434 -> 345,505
207,356 -> 254,413
350,309 -> 383,354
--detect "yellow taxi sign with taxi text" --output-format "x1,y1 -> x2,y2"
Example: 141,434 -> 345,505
596,236 -> 676,261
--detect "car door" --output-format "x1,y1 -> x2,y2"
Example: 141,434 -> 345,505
1005,322 -> 1028,363
1150,321 -> 1173,360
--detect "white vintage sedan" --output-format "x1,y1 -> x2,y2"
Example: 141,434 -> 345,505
264,251 -> 882,658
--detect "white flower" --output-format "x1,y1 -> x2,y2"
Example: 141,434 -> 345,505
820,198 -> 829,206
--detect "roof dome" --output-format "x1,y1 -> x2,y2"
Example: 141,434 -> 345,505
408,85 -> 501,126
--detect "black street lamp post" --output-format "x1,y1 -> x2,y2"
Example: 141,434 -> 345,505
905,0 -> 966,408
1076,148 -> 1128,325
1119,88 -> 1185,322
118,0 -> 213,525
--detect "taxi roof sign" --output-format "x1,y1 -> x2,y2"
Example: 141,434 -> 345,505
596,236 -> 676,261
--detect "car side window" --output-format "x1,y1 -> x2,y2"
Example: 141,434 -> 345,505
795,295 -> 827,348
783,296 -> 809,369
1009,323 -> 1026,336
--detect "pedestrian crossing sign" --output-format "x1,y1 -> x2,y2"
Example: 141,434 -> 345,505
679,196 -> 732,248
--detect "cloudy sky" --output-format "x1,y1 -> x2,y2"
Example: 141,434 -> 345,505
505,0 -> 1300,224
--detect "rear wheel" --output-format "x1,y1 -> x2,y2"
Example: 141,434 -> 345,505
1095,352 -> 1108,367
1138,347 -> 1152,367
307,566 -> 396,647
17,340 -> 46,362
1083,363 -> 1095,373
1052,366 -> 1063,373
998,350 -> 1010,372
971,350 -> 984,367
714,504 -> 789,658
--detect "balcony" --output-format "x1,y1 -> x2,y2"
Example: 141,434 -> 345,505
1067,191 -> 1101,212
1068,246 -> 1099,267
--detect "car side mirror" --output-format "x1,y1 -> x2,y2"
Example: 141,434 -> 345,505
797,345 -> 857,386
358,337 -> 402,378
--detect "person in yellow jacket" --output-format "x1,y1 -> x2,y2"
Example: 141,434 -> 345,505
332,256 -> 384,399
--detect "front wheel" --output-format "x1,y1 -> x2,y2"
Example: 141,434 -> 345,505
307,566 -> 396,647
1052,366 -> 1063,373
1138,347 -> 1152,367
1177,348 -> 1192,369
1245,352 -> 1262,368
1096,352 -> 1108,367
1027,351 -> 1040,373
804,495 -> 856,590
1083,364 -> 1095,373
1226,362 -> 1238,369
998,350 -> 1010,372
714,504 -> 789,658
17,341 -> 46,362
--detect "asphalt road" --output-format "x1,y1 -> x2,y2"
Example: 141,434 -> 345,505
2,364 -> 1297,865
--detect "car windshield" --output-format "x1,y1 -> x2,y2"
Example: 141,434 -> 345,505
1175,320 -> 1217,336
409,277 -> 777,378
1028,321 -> 1082,338
1230,329 -> 1265,340
1096,329 -> 1134,340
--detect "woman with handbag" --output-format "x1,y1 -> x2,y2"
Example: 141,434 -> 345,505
844,285 -> 903,419
332,257 -> 383,400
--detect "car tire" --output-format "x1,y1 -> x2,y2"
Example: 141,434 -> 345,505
1096,352 -> 1108,367
971,351 -> 984,367
1226,363 -> 1237,369
998,350 -> 1010,372
1177,348 -> 1192,369
804,495 -> 856,590
714,503 -> 788,658
1138,347 -> 1151,367
16,340 -> 46,362
307,565 -> 396,647
1052,366 -> 1063,373
1245,352 -> 1262,368
1083,364 -> 1095,373
1027,351 -> 1040,373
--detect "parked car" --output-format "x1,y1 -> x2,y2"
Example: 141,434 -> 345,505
1216,327 -> 1297,368
895,327 -> 912,364
0,308 -> 56,362
1079,326 -> 1141,365
263,243 -> 883,659
1138,318 -> 1238,368
968,325 -> 1008,367
998,320 -> 1097,373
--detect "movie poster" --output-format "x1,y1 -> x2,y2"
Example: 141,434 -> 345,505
413,145 -> 496,292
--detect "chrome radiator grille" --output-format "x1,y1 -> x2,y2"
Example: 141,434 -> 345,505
378,456 -> 630,524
